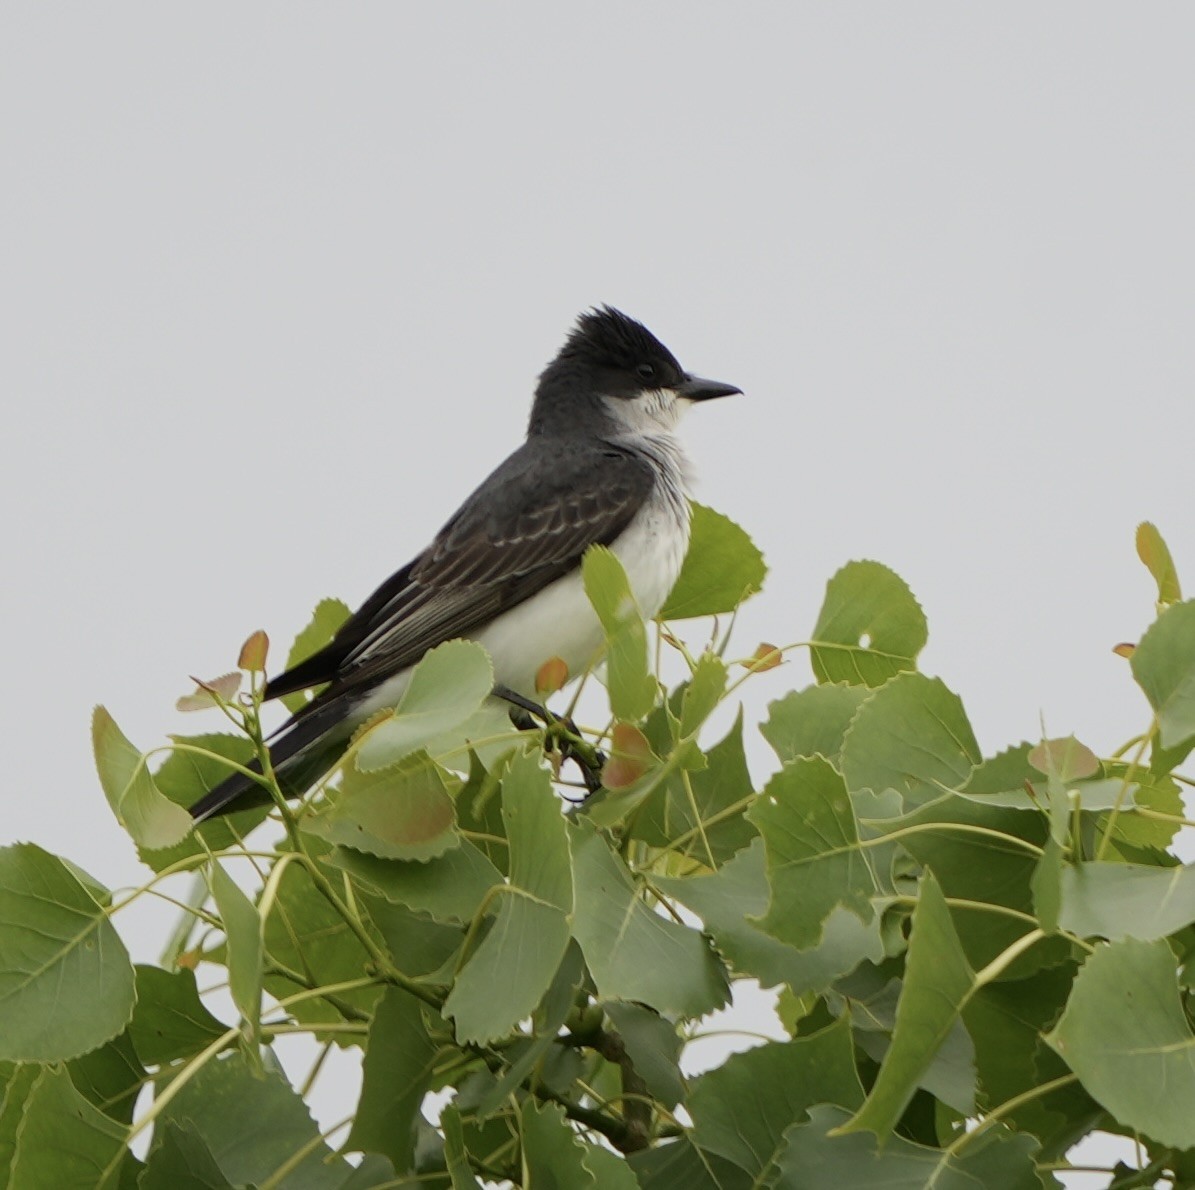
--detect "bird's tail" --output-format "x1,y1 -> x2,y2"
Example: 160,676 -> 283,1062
188,700 -> 352,822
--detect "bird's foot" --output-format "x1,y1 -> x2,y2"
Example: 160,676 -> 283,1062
494,684 -> 606,797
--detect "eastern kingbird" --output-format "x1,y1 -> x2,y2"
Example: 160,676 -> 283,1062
189,306 -> 740,821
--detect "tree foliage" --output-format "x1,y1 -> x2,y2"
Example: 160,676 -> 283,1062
3,511 -> 1195,1187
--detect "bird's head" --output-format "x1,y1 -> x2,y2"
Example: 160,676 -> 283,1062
530,306 -> 740,436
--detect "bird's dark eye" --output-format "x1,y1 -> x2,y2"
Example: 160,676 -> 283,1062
636,362 -> 656,381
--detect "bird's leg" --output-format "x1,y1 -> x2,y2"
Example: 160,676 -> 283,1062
493,684 -> 606,796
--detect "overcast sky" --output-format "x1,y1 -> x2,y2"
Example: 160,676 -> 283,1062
4,6 -> 1193,1183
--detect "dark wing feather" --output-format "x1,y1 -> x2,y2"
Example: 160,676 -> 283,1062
264,439 -> 654,711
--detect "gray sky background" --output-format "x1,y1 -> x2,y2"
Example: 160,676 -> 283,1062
4,6 -> 1194,1183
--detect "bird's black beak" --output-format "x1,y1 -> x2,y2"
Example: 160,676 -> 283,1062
677,374 -> 742,402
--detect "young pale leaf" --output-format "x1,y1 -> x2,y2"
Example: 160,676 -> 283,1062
0,844 -> 135,1062
444,750 -> 572,1043
1137,521 -> 1182,605
355,640 -> 494,771
139,1122 -> 236,1189
1046,938 -> 1195,1149
582,545 -> 656,721
1131,600 -> 1195,749
687,1016 -> 864,1184
809,560 -> 927,687
280,597 -> 352,713
207,861 -> 262,1034
324,839 -> 501,923
778,1105 -> 1048,1190
659,502 -> 767,620
347,989 -> 439,1173
747,757 -> 877,949
304,750 -> 459,862
840,871 -> 976,1140
91,707 -> 193,850
175,672 -> 241,712
657,838 -> 884,996
760,682 -> 870,767
569,820 -> 728,1018
128,966 -> 228,1066
154,1050 -> 352,1188
840,673 -> 981,809
1027,736 -> 1099,783
9,1067 -> 126,1190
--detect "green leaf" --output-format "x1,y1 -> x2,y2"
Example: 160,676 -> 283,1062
628,1137 -> 749,1189
1137,521 -> 1182,605
809,561 -> 927,687
444,751 -> 572,1044
155,1050 -> 352,1188
261,853 -> 384,1032
1047,938 -> 1195,1149
1132,599 -> 1195,750
687,1017 -> 864,1183
963,964 -> 1093,1154
679,651 -> 728,739
280,597 -> 353,713
305,750 -> 459,862
355,641 -> 494,771
659,502 -> 767,620
604,1001 -> 685,1109
582,545 -> 657,720
474,941 -> 587,1117
9,1067 -> 126,1190
631,710 -> 757,865
0,1064 -> 39,1181
747,757 -> 877,949
143,733 -> 265,872
66,1030 -> 144,1125
207,860 -> 262,1034
569,820 -> 728,1017
91,707 -> 193,851
760,682 -> 870,767
840,673 -> 980,809
129,966 -> 228,1067
363,896 -> 464,984
347,989 -> 439,1173
777,1105 -> 1049,1189
1055,860 -> 1195,941
657,838 -> 884,996
440,1107 -> 483,1190
324,840 -> 501,923
520,1100 -> 599,1189
841,872 -> 976,1139
0,844 -> 135,1062
139,1122 -> 236,1189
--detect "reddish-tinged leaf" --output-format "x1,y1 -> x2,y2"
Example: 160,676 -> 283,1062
744,643 -> 783,672
602,722 -> 655,790
1112,642 -> 1136,660
536,656 -> 570,696
238,630 -> 269,672
1136,521 -> 1182,605
1028,737 -> 1099,783
176,672 -> 241,712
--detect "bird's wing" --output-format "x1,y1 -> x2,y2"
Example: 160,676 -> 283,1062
264,439 -> 655,706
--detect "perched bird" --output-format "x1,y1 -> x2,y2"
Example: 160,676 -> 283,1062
189,306 -> 740,821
